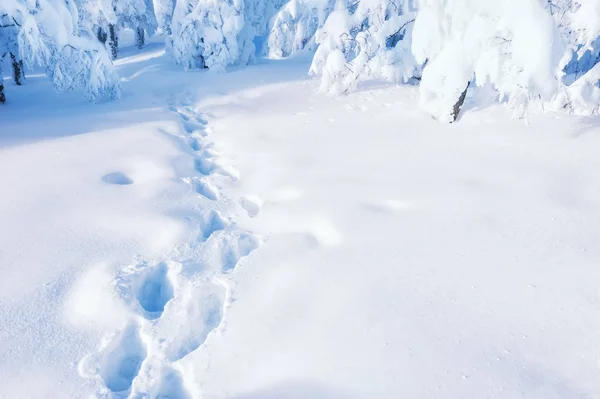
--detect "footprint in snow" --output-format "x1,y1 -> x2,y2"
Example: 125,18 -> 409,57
197,209 -> 229,242
177,106 -> 207,124
183,119 -> 207,135
194,178 -> 219,201
157,280 -> 227,362
217,231 -> 260,272
194,154 -> 241,181
188,136 -> 203,152
154,365 -> 190,399
134,262 -> 174,320
309,220 -> 343,247
239,195 -> 263,218
194,155 -> 216,176
102,171 -> 133,185
362,199 -> 413,214
80,323 -> 147,393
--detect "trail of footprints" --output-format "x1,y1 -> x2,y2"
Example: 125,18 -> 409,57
79,97 -> 260,398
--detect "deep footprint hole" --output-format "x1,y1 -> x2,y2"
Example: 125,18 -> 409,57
198,210 -> 228,241
102,171 -> 133,185
167,288 -> 225,362
194,180 -> 219,201
221,232 -> 260,272
136,263 -> 174,318
194,157 -> 213,175
99,325 -> 147,392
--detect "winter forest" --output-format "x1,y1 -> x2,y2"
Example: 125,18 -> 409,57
2,0 -> 600,121
4,1 -> 600,398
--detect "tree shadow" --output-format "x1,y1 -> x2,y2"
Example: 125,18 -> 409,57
0,42 -> 312,147
569,114 -> 600,138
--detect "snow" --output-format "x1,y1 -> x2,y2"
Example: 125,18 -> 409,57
181,75 -> 600,399
3,36 -> 600,399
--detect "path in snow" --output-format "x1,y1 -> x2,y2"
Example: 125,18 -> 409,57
0,37 -> 306,398
76,95 -> 259,398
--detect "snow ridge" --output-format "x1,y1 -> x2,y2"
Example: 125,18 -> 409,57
76,95 -> 260,398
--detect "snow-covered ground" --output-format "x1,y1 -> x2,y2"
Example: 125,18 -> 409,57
2,39 -> 600,399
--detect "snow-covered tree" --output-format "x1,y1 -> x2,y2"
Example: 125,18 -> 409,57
301,0 -> 600,121
266,0 -> 334,59
0,0 -> 120,104
1,10 -> 24,94
170,0 -> 281,71
71,0 -> 104,35
154,0 -> 176,34
70,0 -> 116,57
170,0 -> 243,70
243,0 -> 286,41
547,0 -> 600,82
113,0 -> 158,51
547,0 -> 600,114
412,0 -> 564,122
309,0 -> 419,95
86,0 -> 158,58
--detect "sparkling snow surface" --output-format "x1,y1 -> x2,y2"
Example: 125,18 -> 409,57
2,39 -> 600,399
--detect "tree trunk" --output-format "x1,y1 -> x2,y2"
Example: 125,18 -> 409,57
19,60 -> 24,81
108,24 -> 118,60
10,53 -> 23,86
97,26 -> 108,44
451,81 -> 471,123
0,61 -> 5,103
136,27 -> 145,49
